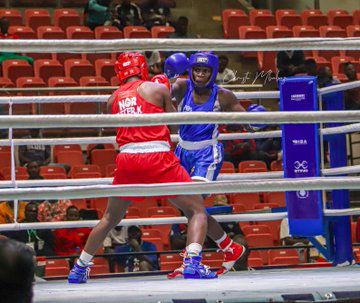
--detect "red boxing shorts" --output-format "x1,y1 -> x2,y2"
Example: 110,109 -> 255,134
112,151 -> 192,202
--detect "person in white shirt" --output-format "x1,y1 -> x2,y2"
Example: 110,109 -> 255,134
216,55 -> 236,85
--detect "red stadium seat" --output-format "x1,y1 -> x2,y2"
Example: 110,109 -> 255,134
301,10 -> 328,29
95,59 -> 116,82
249,9 -> 276,30
54,9 -> 81,31
264,192 -> 285,207
84,53 -> 112,65
1,166 -> 29,180
0,152 -> 11,173
41,172 -> 67,179
66,26 -> 94,39
40,165 -> 66,175
91,197 -> 108,214
327,9 -> 353,29
242,224 -> 271,236
222,9 -> 249,39
143,237 -> 163,251
293,25 -> 319,37
73,171 -> 102,179
142,228 -> 162,239
238,160 -> 267,173
0,78 -> 15,96
16,77 -> 46,92
353,10 -> 360,25
55,53 -> 83,65
232,204 -> 246,213
89,264 -> 110,276
248,251 -> 263,267
268,249 -> 300,265
347,25 -> 360,37
86,143 -> 115,157
125,207 -> 141,218
245,233 -> 273,264
147,206 -> 178,217
123,26 -> 151,38
45,267 -> 69,277
148,215 -> 174,249
94,26 -> 123,39
69,164 -> 101,178
8,25 -> 36,39
270,160 -> 283,171
229,193 -> 260,210
275,9 -> 302,29
2,60 -> 33,84
257,51 -> 276,72
132,198 -> 159,217
111,76 -> 119,86
90,149 -> 117,177
220,161 -> 235,173
238,25 -> 266,58
37,26 -> 66,39
64,59 -> 95,83
151,25 -> 175,38
34,59 -> 64,84
57,150 -> 84,167
317,26 -> 346,61
46,259 -> 69,269
105,164 -> 116,177
331,56 -> 355,79
0,9 -> 23,25
266,25 -> 293,38
53,144 -> 82,162
79,75 -> 109,91
25,9 -> 51,31
254,203 -> 280,210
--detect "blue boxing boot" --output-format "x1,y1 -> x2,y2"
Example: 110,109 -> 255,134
68,262 -> 91,284
183,255 -> 218,279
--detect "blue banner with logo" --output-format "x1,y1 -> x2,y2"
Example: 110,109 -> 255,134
279,76 -> 323,236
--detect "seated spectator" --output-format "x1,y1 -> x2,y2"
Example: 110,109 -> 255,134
143,51 -> 162,76
104,226 -> 129,272
115,225 -> 159,272
0,17 -> 33,65
169,16 -> 196,39
0,200 -> 28,224
1,202 -> 54,256
111,0 -> 143,30
0,238 -> 35,303
18,129 -> 51,167
140,0 -> 171,29
216,55 -> 237,85
37,199 -> 73,222
26,161 -> 44,180
85,0 -> 112,30
343,62 -> 360,110
276,50 -> 305,77
317,66 -> 341,88
303,58 -> 317,76
222,124 -> 256,168
53,206 -> 91,256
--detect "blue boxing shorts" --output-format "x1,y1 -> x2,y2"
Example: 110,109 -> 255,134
174,142 -> 224,181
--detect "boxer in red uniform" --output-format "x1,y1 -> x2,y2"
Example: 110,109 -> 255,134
68,52 -> 217,283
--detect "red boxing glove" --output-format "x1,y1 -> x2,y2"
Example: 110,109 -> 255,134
151,74 -> 171,91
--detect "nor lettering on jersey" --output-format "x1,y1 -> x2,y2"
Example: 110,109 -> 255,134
118,96 -> 143,115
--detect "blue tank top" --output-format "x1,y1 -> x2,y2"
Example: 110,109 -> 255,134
179,80 -> 220,142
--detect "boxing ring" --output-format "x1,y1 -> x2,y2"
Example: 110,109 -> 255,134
1,37 -> 360,302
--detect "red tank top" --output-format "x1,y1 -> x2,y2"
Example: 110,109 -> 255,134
112,80 -> 171,147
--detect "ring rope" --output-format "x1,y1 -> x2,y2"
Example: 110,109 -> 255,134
1,122 -> 360,147
1,111 -> 360,129
0,37 -> 359,53
0,177 -> 359,201
1,80 -> 359,104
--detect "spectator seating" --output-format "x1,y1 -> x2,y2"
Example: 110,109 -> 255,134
275,9 -> 302,29
0,78 -> 15,95
266,25 -> 293,38
232,204 -> 246,213
34,59 -> 64,84
55,53 -> 83,65
125,207 -> 141,218
317,25 -> 346,61
331,56 -> 355,81
8,25 -> 36,39
160,254 -> 183,271
70,199 -> 88,210
84,53 -> 112,65
222,9 -> 249,39
106,164 -> 116,177
292,25 -> 319,57
64,59 -> 95,83
202,251 -> 223,268
151,25 -> 175,38
264,192 -> 285,207
90,149 -> 117,177
257,51 -> 277,74
54,9 -> 81,31
86,143 -> 115,157
142,237 -> 163,251
327,9 -> 353,29
245,233 -> 274,264
354,10 -> 360,24
53,144 -> 82,162
220,161 -> 235,173
37,25 -> 66,39
238,25 -> 266,58
66,26 -> 94,39
95,59 -> 116,81
148,214 -> 175,249
268,249 -> 300,265
16,76 -> 46,93
254,203 -> 280,210
249,9 -> 276,30
56,150 -> 84,168
146,206 -> 179,217
40,165 -> 66,176
2,60 -> 33,84
301,10 -> 328,29
123,26 -> 151,38
94,26 -> 123,39
45,259 -> 69,278
25,9 -> 51,31
1,166 -> 28,180
142,228 -> 162,239
69,164 -> 101,178
248,250 -> 263,267
347,25 -> 360,37
229,193 -> 260,210
73,171 -> 102,179
0,9 -> 23,25
270,160 -> 283,171
242,224 -> 271,236
260,220 -> 282,245
238,160 -> 267,173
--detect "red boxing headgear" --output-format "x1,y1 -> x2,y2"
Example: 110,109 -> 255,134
114,52 -> 149,84
151,74 -> 171,91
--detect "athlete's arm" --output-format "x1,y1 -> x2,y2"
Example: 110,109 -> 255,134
161,84 -> 179,134
171,78 -> 188,105
218,88 -> 245,112
106,93 -> 116,114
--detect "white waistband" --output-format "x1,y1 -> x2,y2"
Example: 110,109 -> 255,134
178,138 -> 218,150
119,141 -> 171,154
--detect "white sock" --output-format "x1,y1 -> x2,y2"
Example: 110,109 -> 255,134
186,243 -> 202,256
77,251 -> 93,266
214,232 -> 227,245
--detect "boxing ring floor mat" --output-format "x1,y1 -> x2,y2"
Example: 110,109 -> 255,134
34,266 -> 360,303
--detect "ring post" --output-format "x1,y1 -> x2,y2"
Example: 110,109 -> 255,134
321,87 -> 353,266
279,76 -> 324,236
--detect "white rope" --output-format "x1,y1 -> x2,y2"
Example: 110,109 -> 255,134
0,37 -> 359,53
0,177 -> 359,201
1,111 -> 360,129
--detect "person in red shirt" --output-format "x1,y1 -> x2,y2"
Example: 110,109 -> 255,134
54,206 -> 91,256
68,52 -> 217,283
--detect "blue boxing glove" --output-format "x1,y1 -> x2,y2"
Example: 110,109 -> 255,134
248,104 -> 267,131
164,53 -> 189,79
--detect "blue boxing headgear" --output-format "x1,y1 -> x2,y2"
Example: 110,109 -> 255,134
164,53 -> 189,78
189,52 -> 219,89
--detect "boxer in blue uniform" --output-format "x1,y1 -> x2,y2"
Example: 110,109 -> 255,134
163,52 -> 249,278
